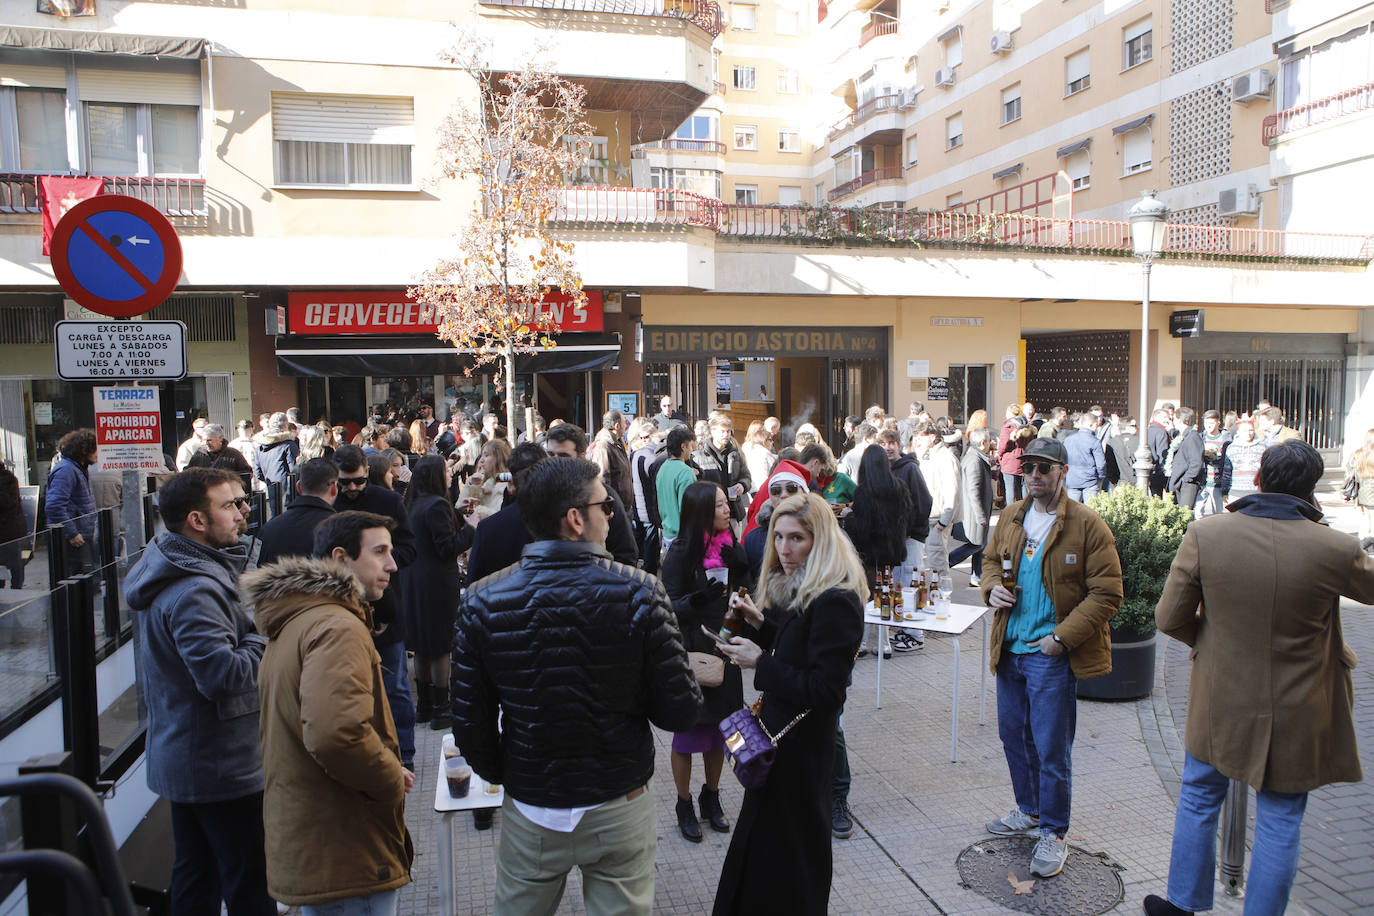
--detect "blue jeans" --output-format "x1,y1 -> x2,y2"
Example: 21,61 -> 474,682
376,640 -> 415,768
302,889 -> 400,916
1067,484 -> 1099,503
1166,753 -> 1308,915
948,522 -> 984,574
995,650 -> 1077,836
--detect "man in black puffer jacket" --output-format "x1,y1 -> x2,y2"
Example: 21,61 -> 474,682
452,457 -> 701,915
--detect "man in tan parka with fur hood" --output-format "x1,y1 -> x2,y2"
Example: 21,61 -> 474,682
241,510 -> 414,912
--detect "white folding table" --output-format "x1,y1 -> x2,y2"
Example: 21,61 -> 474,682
864,601 -> 989,762
434,750 -> 503,916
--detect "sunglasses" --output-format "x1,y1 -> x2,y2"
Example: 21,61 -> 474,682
339,476 -> 368,488
770,483 -> 804,497
1020,461 -> 1059,476
577,497 -> 616,516
223,496 -> 250,510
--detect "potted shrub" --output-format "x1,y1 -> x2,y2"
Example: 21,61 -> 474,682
1077,485 -> 1192,701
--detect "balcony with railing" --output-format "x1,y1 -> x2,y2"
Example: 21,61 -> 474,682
0,175 -> 207,218
859,18 -> 900,47
827,166 -> 904,201
711,205 -> 1373,265
551,186 -> 720,229
634,139 -> 728,155
828,93 -> 904,141
1262,82 -> 1374,144
478,0 -> 725,36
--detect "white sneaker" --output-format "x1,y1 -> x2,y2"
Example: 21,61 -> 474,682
969,574 -> 981,588
1029,833 -> 1069,878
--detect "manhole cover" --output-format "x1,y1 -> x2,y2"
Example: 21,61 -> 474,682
955,836 -> 1124,915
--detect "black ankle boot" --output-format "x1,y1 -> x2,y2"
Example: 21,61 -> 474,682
414,682 -> 433,725
676,796 -> 702,842
429,686 -> 451,730
698,786 -> 730,833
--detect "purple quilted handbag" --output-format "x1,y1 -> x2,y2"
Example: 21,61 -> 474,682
718,699 -> 808,789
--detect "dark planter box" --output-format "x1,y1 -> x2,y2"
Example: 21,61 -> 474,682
1077,634 -> 1156,701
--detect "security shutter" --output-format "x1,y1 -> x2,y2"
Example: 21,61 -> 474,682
77,68 -> 201,105
1025,331 -> 1130,417
1125,18 -> 1152,43
1122,129 -> 1151,171
0,63 -> 66,89
271,93 -> 415,145
1065,49 -> 1090,86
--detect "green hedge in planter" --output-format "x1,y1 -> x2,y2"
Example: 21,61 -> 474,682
1085,485 -> 1192,639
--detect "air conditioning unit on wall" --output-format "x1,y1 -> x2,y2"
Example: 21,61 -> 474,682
935,67 -> 956,87
1232,69 -> 1273,104
1218,184 -> 1260,217
899,89 -> 920,109
990,31 -> 1013,53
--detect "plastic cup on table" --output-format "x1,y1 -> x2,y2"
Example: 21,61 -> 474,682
444,756 -> 472,798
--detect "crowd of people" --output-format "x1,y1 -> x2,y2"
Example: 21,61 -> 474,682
28,383 -> 1350,916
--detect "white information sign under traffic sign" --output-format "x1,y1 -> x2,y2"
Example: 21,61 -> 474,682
93,386 -> 165,473
54,320 -> 187,381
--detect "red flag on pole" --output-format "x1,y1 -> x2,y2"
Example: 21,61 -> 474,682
40,176 -> 104,256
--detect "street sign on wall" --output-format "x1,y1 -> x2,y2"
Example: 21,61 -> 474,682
93,386 -> 166,473
49,196 -> 183,318
54,320 -> 187,381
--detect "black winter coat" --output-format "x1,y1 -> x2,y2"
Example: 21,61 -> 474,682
1147,422 -> 1172,492
0,466 -> 26,544
889,455 -> 933,541
1169,428 -> 1207,494
335,484 -> 415,647
659,536 -> 745,725
466,502 -> 533,585
401,493 -> 470,656
257,495 -> 335,566
451,539 -> 702,807
712,588 -> 864,916
253,433 -> 299,488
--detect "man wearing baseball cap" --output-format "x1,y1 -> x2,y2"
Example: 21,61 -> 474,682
979,436 -> 1122,880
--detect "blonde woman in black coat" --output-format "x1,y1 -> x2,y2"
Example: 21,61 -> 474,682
713,493 -> 867,916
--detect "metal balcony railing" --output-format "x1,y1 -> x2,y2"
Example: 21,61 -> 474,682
551,186 -> 720,229
827,166 -> 904,201
0,175 -> 207,218
713,80 -> 726,95
479,0 -> 725,36
859,19 -> 899,47
828,93 -> 902,139
711,204 -> 1374,264
635,139 -> 728,154
1262,82 -> 1374,145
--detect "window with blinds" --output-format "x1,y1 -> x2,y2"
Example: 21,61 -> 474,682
1065,48 -> 1091,96
1124,18 -> 1153,70
945,113 -> 963,150
1064,149 -> 1090,190
271,92 -> 415,187
1122,128 -> 1151,175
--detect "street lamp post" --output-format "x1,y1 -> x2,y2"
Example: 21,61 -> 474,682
1129,190 -> 1169,492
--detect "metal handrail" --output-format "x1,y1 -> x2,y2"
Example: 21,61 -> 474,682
478,0 -> 725,36
827,167 -> 904,201
1262,81 -> 1374,145
551,185 -> 721,229
0,173 -> 208,217
829,93 -> 902,138
636,138 -> 728,154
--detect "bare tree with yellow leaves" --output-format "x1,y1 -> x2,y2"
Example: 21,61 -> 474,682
411,39 -> 592,438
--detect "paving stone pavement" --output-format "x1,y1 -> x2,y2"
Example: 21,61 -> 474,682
388,477 -> 1370,915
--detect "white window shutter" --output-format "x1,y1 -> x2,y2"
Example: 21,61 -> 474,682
1124,17 -> 1151,43
1066,49 -> 1090,84
1123,129 -> 1150,169
78,68 -> 201,106
272,93 -> 415,145
0,63 -> 66,89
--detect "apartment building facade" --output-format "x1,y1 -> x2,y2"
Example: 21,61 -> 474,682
0,0 -> 1371,490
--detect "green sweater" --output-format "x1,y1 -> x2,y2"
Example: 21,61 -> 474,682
656,459 -> 697,539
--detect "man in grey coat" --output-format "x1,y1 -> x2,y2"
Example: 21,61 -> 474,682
124,467 -> 275,916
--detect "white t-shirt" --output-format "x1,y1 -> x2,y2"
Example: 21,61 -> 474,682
1022,503 -> 1056,559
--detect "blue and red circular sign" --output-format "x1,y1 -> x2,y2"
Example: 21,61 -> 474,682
50,195 -> 182,318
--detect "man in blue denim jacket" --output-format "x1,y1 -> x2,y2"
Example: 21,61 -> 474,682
125,467 -> 275,916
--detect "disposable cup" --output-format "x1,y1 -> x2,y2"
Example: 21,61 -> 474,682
445,757 -> 472,798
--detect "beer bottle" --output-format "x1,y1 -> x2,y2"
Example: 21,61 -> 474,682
916,569 -> 928,610
1001,551 -> 1017,589
719,587 -> 747,640
879,569 -> 891,621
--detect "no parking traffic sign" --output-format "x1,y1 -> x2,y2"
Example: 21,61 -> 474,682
49,195 -> 183,318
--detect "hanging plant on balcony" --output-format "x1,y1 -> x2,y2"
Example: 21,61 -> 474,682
411,34 -> 593,438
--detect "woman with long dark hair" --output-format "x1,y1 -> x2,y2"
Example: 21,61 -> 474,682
660,481 -> 746,842
401,456 -> 472,729
843,445 -> 912,657
713,493 -> 867,915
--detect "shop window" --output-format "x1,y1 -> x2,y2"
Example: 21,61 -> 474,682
777,128 -> 800,152
1123,17 -> 1152,70
733,65 -> 757,91
272,92 -> 415,187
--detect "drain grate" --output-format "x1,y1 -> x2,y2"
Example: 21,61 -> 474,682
955,836 -> 1124,915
